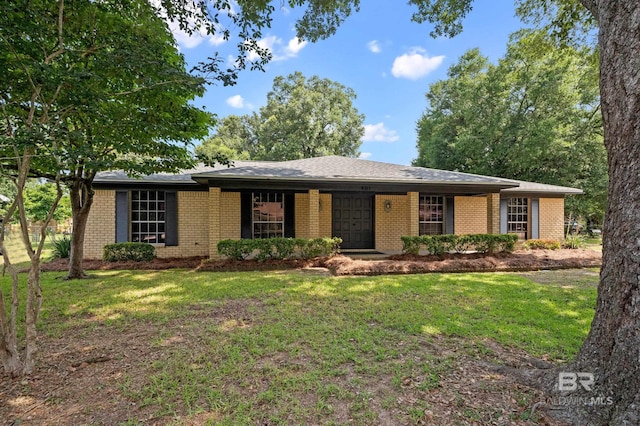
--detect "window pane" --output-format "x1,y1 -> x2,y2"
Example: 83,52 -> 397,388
418,195 -> 444,236
252,192 -> 285,239
130,190 -> 166,244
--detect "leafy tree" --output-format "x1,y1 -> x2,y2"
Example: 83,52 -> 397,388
0,0 -> 211,374
414,30 -> 606,225
1,0 -> 212,281
195,115 -> 252,163
197,72 -> 365,161
408,1 -> 640,423
23,182 -> 71,224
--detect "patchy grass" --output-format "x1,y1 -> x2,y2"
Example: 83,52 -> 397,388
1,233 -> 55,269
1,269 -> 597,425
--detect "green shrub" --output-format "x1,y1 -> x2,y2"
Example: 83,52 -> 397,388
400,233 -> 518,255
522,239 -> 562,250
103,242 -> 156,262
51,235 -> 71,259
217,239 -> 253,260
401,236 -> 421,255
562,234 -> 586,249
301,237 -> 342,258
216,237 -> 342,261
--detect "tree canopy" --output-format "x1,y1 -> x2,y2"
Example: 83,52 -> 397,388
196,72 -> 365,161
414,30 -> 606,224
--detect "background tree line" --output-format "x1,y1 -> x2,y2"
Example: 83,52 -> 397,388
414,30 -> 606,227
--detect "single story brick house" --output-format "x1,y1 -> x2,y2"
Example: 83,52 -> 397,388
86,155 -> 581,259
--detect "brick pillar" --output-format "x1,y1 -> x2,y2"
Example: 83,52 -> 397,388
209,187 -> 221,258
408,192 -> 419,236
308,189 -> 320,238
487,193 -> 501,234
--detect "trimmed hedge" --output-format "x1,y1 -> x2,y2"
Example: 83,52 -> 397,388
103,242 -> 156,262
401,234 -> 518,255
217,237 -> 342,261
522,239 -> 562,250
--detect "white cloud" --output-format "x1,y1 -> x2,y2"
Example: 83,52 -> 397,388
367,40 -> 381,53
363,123 -> 400,143
285,37 -> 308,56
226,95 -> 246,108
247,35 -> 307,62
392,48 -> 445,80
359,152 -> 373,159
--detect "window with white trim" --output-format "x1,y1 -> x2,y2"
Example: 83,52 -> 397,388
252,192 -> 284,238
507,197 -> 528,237
419,195 -> 444,235
131,190 -> 166,243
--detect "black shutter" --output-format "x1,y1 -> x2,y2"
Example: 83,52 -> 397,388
241,192 -> 252,239
284,193 -> 295,238
115,191 -> 128,242
445,197 -> 454,234
165,192 -> 178,246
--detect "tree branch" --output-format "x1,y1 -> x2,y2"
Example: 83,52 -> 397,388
44,0 -> 66,64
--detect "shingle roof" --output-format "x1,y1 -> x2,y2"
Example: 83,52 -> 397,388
93,161 -> 267,184
501,180 -> 583,195
191,155 -> 518,185
94,155 -> 582,195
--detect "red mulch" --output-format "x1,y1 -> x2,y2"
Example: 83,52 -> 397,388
325,249 -> 601,276
41,249 -> 602,276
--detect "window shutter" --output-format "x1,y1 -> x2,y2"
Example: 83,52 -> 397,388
445,197 -> 454,234
500,199 -> 508,234
530,198 -> 540,239
165,192 -> 178,246
284,193 -> 295,238
115,191 -> 129,243
241,192 -> 252,239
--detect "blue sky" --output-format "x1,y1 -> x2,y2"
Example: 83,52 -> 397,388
172,0 -> 524,166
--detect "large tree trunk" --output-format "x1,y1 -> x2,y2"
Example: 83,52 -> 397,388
67,179 -> 94,280
570,1 -> 640,424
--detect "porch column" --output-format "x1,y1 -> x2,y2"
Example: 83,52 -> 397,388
209,187 -> 221,258
408,192 -> 419,236
308,189 -> 320,238
487,193 -> 501,234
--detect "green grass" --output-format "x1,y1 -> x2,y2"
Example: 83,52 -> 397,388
1,232 -> 55,269
2,269 -> 598,424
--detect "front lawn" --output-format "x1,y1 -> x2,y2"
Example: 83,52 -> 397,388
1,269 -> 597,425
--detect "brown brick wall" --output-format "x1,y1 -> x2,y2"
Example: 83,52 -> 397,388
209,187 -> 221,258
84,190 -> 211,259
486,193 -> 500,234
408,192 -> 419,237
454,196 -> 488,235
319,193 -> 333,237
539,198 -> 565,240
84,189 -> 116,259
220,192 -> 241,240
156,191 -> 209,258
308,190 -> 320,238
295,193 -> 310,238
375,194 -> 409,251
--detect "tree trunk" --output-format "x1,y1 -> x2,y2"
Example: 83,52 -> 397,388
67,179 -> 94,280
0,263 -> 22,375
570,2 -> 640,424
22,258 -> 41,374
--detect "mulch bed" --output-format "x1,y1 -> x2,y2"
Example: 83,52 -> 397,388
41,249 -> 602,276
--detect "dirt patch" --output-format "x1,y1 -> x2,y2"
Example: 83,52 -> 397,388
41,249 -> 601,276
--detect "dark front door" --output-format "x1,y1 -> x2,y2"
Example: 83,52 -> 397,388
332,194 -> 374,249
